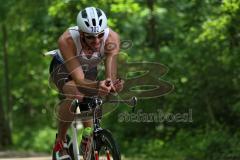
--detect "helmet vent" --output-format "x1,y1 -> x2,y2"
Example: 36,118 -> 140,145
99,19 -> 102,26
92,18 -> 96,26
81,9 -> 87,18
96,8 -> 102,17
84,21 -> 90,27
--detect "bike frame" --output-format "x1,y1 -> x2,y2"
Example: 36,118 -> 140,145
70,96 -> 137,160
71,97 -> 103,160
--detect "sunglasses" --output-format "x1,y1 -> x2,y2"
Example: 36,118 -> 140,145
84,32 -> 105,40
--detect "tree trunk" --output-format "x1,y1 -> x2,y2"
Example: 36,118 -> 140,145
0,97 -> 12,149
146,0 -> 158,51
1,23 -> 12,148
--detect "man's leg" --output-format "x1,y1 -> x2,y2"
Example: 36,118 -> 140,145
56,99 -> 93,141
56,99 -> 74,142
56,81 -> 85,142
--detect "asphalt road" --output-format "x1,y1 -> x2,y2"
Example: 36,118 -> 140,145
0,157 -> 51,160
0,151 -> 51,160
0,151 -> 129,160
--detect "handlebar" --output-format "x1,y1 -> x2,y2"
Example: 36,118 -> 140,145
71,96 -> 137,121
106,96 -> 137,106
106,96 -> 137,112
73,96 -> 137,111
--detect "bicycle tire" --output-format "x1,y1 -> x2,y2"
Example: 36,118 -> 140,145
95,129 -> 121,160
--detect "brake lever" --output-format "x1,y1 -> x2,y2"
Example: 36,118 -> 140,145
103,96 -> 137,113
130,97 -> 137,113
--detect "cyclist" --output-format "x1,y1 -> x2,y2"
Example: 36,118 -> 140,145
49,7 -> 123,160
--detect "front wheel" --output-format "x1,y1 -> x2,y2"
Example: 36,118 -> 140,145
94,129 -> 121,160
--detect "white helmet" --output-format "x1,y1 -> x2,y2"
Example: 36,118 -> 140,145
77,7 -> 107,34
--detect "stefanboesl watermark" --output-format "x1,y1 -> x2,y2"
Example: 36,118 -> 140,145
118,109 -> 193,123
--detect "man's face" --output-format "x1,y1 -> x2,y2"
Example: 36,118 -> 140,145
83,31 -> 105,51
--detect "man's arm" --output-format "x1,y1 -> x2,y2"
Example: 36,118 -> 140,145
104,29 -> 120,80
58,30 -> 98,89
104,29 -> 124,92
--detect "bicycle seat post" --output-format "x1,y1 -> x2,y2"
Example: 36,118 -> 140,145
71,99 -> 79,113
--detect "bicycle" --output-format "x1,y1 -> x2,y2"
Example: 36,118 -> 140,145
53,95 -> 137,160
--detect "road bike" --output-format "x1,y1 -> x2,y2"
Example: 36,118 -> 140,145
53,95 -> 137,160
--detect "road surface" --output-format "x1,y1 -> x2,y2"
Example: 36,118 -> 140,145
0,151 -> 50,160
0,157 -> 51,160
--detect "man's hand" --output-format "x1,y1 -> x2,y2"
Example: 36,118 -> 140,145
113,78 -> 124,92
98,80 -> 112,96
97,78 -> 124,97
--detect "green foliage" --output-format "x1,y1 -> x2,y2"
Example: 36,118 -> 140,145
121,129 -> 240,160
13,127 -> 56,152
1,0 -> 240,159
